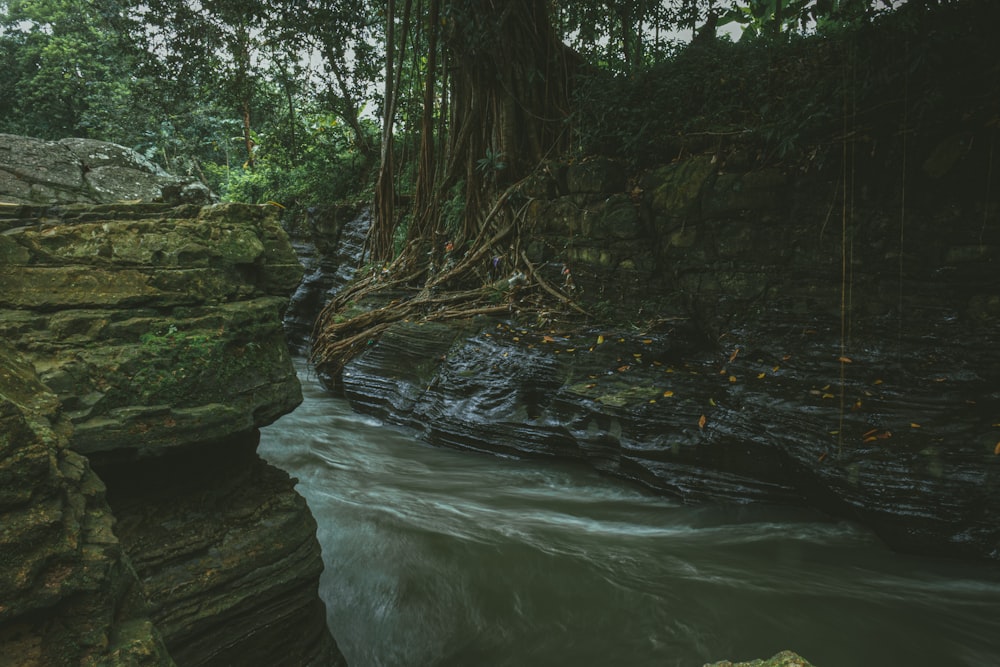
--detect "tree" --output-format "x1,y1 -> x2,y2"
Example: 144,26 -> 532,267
365,0 -> 581,269
0,0 -> 147,139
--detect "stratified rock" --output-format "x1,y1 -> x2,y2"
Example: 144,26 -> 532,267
0,202 -> 303,463
1,201 -> 345,665
0,134 -> 213,206
0,343 -> 173,667
335,144 -> 1000,562
98,432 -> 341,667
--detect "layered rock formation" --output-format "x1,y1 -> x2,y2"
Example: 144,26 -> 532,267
327,144 -> 1000,561
0,344 -> 172,667
1,185 -> 344,663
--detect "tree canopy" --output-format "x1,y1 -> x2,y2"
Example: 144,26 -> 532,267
2,0 -> 981,365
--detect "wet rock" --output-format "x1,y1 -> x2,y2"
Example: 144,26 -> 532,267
282,205 -> 370,353
333,147 -> 1000,562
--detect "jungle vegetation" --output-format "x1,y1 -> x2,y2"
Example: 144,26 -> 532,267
1,0 -> 994,368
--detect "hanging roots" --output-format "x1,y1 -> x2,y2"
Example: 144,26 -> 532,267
309,181 -> 590,379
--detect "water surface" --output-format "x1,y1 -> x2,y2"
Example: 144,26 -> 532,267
259,361 -> 1000,666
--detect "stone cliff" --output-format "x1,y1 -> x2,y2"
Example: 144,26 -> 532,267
316,142 -> 999,561
1,141 -> 345,666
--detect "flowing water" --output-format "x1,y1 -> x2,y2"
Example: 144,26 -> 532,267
259,361 -> 1000,667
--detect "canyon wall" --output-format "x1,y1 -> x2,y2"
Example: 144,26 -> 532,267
330,142 -> 1000,561
1,156 -> 345,666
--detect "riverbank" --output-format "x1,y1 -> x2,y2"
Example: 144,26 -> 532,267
260,358 -> 1000,666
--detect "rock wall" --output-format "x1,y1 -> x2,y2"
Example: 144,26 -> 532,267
0,344 -> 172,667
0,200 -> 345,665
335,145 -> 1000,561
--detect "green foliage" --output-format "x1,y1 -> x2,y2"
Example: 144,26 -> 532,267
573,0 -> 1000,169
131,325 -> 224,405
476,149 -> 506,174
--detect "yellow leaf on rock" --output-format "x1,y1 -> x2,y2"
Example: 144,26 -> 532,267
597,335 -> 605,345
994,442 -> 1000,456
757,372 -> 766,379
698,415 -> 707,429
663,390 -> 674,397
729,375 -> 737,383
910,423 -> 921,428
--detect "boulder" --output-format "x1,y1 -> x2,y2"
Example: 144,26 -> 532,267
0,134 -> 213,206
705,650 -> 815,667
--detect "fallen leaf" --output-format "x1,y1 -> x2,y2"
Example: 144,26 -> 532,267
757,372 -> 766,379
862,427 -> 879,438
822,393 -> 835,399
995,442 -> 1000,456
729,375 -> 737,383
874,379 -> 884,385
772,365 -> 780,372
542,335 -> 555,343
910,423 -> 921,428
818,452 -> 828,462
663,390 -> 674,397
729,348 -> 741,363
838,356 -> 853,363
709,398 -> 717,407
698,414 -> 707,429
649,399 -> 657,404
617,365 -> 631,372
597,335 -> 605,345
642,339 -> 653,344
863,436 -> 878,443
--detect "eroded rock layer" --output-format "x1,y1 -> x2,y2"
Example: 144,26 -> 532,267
1,201 -> 344,665
336,148 -> 1000,561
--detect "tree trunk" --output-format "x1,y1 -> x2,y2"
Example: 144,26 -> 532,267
440,0 -> 579,243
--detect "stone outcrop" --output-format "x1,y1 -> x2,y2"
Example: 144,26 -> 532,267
0,135 -> 212,206
1,199 -> 345,665
0,344 -> 173,667
705,651 -> 814,667
328,144 -> 1000,561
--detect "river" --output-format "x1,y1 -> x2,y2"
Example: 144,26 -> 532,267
258,361 -> 1000,667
